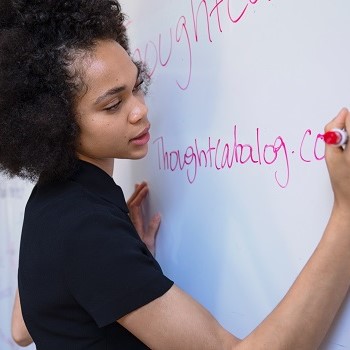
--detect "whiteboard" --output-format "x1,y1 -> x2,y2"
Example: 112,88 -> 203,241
116,0 -> 350,348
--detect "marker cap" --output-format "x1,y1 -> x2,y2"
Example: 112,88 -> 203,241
323,128 -> 348,147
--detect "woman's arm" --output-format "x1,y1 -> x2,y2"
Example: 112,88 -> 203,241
121,108 -> 350,349
11,289 -> 33,347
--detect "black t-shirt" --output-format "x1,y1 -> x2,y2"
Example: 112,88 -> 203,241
18,160 -> 173,349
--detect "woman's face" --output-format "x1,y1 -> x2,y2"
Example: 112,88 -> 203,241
74,40 -> 150,163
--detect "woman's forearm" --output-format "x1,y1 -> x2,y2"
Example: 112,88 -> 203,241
12,289 -> 33,347
236,207 -> 350,349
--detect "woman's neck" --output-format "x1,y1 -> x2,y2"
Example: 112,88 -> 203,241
76,154 -> 114,177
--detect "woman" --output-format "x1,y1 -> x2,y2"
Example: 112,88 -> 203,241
4,0 -> 350,349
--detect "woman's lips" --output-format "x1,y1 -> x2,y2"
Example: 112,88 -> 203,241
130,127 -> 150,146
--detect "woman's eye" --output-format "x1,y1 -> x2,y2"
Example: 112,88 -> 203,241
103,78 -> 146,113
104,101 -> 122,112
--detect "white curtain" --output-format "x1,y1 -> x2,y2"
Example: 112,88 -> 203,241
0,175 -> 35,350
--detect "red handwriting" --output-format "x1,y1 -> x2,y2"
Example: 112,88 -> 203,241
153,125 -> 325,188
131,0 -> 272,89
299,129 -> 325,162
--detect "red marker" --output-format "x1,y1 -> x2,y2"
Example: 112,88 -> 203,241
323,128 -> 348,147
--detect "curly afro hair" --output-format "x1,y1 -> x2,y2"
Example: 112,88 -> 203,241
0,0 -> 130,183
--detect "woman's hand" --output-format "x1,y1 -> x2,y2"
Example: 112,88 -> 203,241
325,108 -> 350,211
127,182 -> 161,256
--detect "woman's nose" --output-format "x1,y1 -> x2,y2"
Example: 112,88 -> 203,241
129,96 -> 148,124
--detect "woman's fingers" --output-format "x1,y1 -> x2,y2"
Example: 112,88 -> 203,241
143,213 -> 161,255
127,182 -> 148,207
126,182 -> 161,256
324,108 -> 350,159
324,107 -> 349,132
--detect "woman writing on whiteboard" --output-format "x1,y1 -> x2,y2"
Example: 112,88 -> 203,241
4,0 -> 350,349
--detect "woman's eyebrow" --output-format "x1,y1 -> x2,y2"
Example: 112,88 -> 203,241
94,85 -> 126,105
94,64 -> 140,106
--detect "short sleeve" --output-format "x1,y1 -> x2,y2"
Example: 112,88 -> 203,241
64,209 -> 173,328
